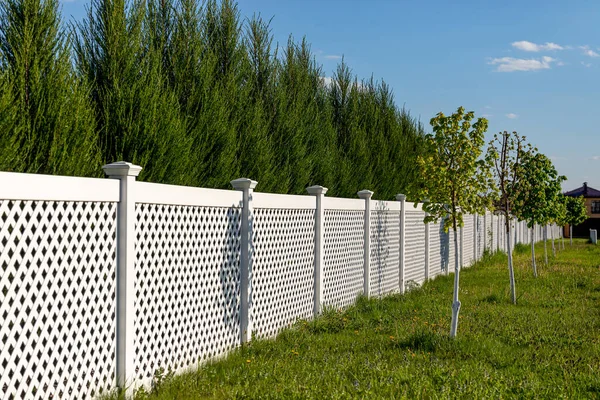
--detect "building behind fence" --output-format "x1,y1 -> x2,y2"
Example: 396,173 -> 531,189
0,162 -> 560,399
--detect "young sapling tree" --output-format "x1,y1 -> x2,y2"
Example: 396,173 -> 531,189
486,131 -> 532,304
564,195 -> 587,245
410,106 -> 491,338
514,152 -> 564,276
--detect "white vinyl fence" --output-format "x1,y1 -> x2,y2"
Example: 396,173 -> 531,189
0,162 -> 561,399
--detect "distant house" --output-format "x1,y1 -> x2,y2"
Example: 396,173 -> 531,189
563,182 -> 600,238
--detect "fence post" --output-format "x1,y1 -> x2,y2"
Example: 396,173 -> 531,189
473,214 -> 478,262
358,190 -> 373,297
231,178 -> 258,344
424,203 -> 430,282
396,194 -> 406,294
460,224 -> 464,268
307,185 -> 328,316
483,212 -> 487,253
102,161 -> 142,391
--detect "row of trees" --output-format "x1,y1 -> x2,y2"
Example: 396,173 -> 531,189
0,0 -> 425,198
409,107 -> 587,338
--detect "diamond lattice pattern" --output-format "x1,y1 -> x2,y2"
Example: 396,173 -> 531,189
323,210 -> 364,308
369,207 -> 399,297
252,208 -> 314,338
134,204 -> 241,380
0,200 -> 117,400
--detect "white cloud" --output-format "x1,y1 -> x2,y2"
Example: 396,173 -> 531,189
506,113 -> 518,119
512,41 -> 564,52
484,105 -> 492,109
324,55 -> 342,60
590,156 -> 600,160
582,61 -> 592,68
482,114 -> 493,118
320,76 -> 333,86
580,46 -> 599,57
488,56 -> 556,72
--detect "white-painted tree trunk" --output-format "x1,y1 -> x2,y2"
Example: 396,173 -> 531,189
507,224 -> 516,304
531,226 -> 537,278
449,228 -> 461,338
570,225 -> 573,246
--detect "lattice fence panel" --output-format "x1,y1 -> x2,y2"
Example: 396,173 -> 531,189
323,210 -> 364,308
370,208 -> 399,297
134,204 -> 241,381
462,216 -> 475,267
252,208 -> 314,338
0,200 -> 117,400
405,211 -> 426,287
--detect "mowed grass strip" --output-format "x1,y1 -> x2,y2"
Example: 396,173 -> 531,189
120,240 -> 600,399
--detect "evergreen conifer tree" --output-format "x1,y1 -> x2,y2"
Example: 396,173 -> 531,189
0,0 -> 98,175
74,0 -> 187,183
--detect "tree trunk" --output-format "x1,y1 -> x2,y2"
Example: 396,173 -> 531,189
449,225 -> 461,338
507,221 -> 516,304
570,225 -> 573,246
531,226 -> 537,278
544,226 -> 548,266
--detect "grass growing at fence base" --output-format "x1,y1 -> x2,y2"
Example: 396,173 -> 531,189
118,240 -> 600,399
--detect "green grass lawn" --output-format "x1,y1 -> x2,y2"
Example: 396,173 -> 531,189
124,239 -> 600,399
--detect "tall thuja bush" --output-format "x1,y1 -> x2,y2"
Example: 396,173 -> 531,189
270,37 -> 337,194
74,0 -> 187,184
329,61 -> 372,196
0,0 -> 98,175
240,14 -> 278,191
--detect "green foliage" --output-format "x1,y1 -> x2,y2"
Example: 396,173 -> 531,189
410,106 -> 491,232
0,0 -> 425,197
564,195 -> 587,226
513,152 -> 565,227
102,240 -> 600,400
0,0 -> 99,175
74,0 -> 188,184
486,131 -> 534,222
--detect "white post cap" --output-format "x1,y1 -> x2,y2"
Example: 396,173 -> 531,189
396,193 -> 406,201
231,178 -> 258,191
357,190 -> 374,199
306,185 -> 328,196
102,161 -> 142,177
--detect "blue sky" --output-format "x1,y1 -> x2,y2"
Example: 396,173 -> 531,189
60,0 -> 600,191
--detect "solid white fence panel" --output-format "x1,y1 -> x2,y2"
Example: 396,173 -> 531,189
322,209 -> 365,308
0,199 -> 118,399
463,215 -> 475,266
477,215 -> 485,258
428,220 -> 447,278
252,207 -> 315,338
369,202 -> 400,297
133,202 -> 242,381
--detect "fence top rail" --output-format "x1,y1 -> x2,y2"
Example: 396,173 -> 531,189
323,196 -> 366,211
405,202 -> 424,212
0,171 -> 119,202
253,192 -> 315,210
372,200 -> 401,211
136,181 -> 242,208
